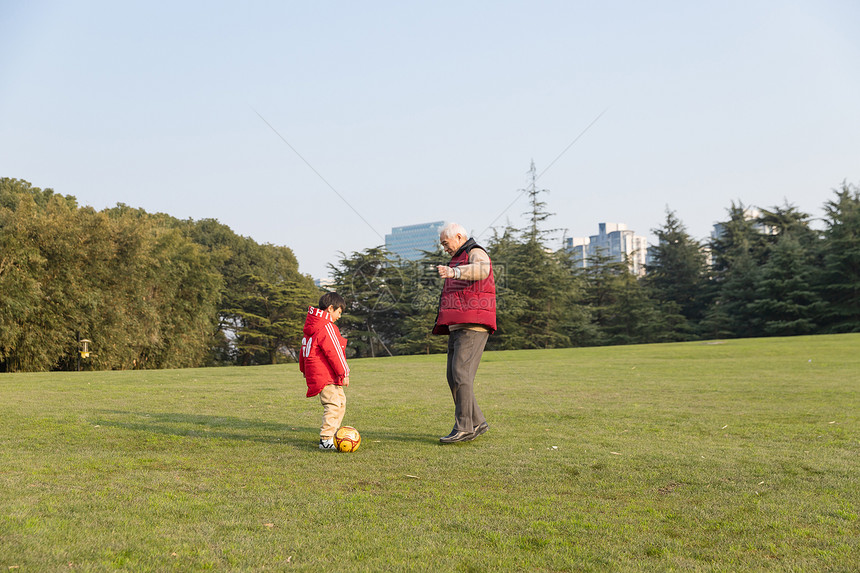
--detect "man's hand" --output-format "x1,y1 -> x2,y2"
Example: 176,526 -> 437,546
436,265 -> 456,279
437,251 -> 490,281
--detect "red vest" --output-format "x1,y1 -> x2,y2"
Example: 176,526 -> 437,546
433,240 -> 497,335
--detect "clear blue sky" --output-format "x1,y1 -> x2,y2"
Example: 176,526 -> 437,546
2,1 -> 858,279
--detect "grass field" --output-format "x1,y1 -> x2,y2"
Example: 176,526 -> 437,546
1,334 -> 858,571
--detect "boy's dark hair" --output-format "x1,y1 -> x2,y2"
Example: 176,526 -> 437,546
319,291 -> 346,312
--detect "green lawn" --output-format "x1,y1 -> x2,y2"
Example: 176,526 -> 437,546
1,334 -> 858,571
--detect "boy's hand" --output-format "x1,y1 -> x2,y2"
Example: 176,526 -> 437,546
342,376 -> 350,387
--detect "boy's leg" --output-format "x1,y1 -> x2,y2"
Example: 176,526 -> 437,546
319,384 -> 347,439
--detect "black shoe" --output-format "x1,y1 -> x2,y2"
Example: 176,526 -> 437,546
440,429 -> 474,444
471,422 -> 489,439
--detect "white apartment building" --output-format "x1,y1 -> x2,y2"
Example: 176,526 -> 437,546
705,207 -> 777,268
710,207 -> 776,241
564,222 -> 648,276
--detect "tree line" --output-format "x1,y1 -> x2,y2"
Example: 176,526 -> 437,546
2,177 -> 857,371
1,178 -> 318,372
330,182 -> 860,356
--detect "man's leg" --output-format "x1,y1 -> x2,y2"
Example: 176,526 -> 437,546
446,329 -> 489,433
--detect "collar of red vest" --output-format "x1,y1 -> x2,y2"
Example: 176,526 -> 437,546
453,237 -> 479,259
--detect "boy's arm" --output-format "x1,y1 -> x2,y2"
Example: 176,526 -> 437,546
299,336 -> 308,374
299,343 -> 305,374
319,323 -> 350,379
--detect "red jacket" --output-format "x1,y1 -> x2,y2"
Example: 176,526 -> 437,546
299,306 -> 350,397
433,239 -> 497,335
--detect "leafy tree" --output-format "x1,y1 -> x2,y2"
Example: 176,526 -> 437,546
480,226 -> 527,350
142,227 -> 222,368
226,274 -> 315,365
488,170 -> 589,349
483,226 -> 530,349
0,178 -> 302,371
600,264 -> 675,345
578,248 -> 625,343
520,160 -> 559,244
329,247 -> 405,358
0,183 -> 59,371
700,248 -> 761,339
757,202 -> 818,249
645,209 -> 707,337
708,201 -> 772,273
748,232 -> 822,336
393,257 -> 447,355
578,248 -> 672,345
0,180 -> 222,371
702,202 -> 774,339
487,225 -> 587,350
179,217 -> 318,364
95,205 -> 223,369
818,182 -> 860,333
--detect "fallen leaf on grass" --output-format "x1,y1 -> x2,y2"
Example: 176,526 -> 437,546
721,425 -> 728,429
406,475 -> 419,479
264,523 -> 274,528
610,452 -> 622,456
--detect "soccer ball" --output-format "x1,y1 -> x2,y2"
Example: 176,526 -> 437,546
334,426 -> 361,453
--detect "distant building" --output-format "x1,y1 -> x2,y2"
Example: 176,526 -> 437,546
385,221 -> 446,261
705,207 -> 776,268
314,277 -> 335,290
710,207 -> 776,241
564,222 -> 648,276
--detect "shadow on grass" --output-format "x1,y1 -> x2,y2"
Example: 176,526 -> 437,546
93,410 -> 318,450
93,410 -> 463,449
361,428 -> 485,447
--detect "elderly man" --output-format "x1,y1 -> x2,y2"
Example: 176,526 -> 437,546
433,223 -> 496,444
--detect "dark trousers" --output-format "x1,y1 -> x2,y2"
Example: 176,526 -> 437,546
446,329 -> 489,432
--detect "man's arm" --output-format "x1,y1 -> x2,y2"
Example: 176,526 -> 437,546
437,248 -> 491,281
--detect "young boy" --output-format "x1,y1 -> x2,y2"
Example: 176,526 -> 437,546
299,292 -> 350,450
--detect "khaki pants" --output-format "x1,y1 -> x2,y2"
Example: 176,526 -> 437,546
319,384 -> 346,439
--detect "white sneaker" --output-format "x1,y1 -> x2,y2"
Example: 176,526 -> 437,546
319,438 -> 336,451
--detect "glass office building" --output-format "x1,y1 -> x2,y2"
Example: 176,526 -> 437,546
385,221 -> 447,261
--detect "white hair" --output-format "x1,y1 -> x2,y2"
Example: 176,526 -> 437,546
440,222 -> 468,239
